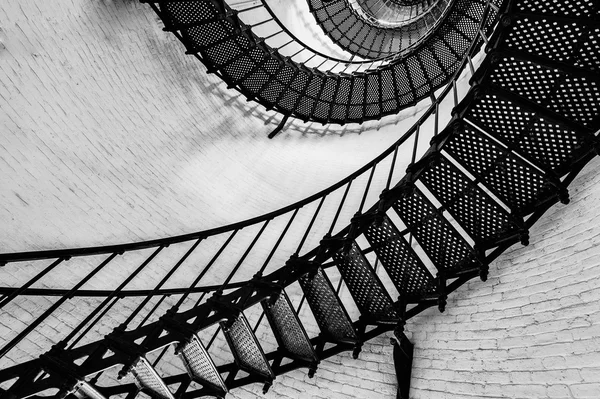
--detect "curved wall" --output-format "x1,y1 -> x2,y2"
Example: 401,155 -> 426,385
0,0 -> 415,252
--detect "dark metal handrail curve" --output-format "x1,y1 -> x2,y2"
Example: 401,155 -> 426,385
252,0 -> 397,65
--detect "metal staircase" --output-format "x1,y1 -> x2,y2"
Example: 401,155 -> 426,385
0,0 -> 598,397
141,0 -> 501,124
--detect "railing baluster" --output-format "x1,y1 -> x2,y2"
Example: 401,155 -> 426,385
206,326 -> 221,350
219,220 -> 271,290
296,196 -> 327,255
479,29 -> 489,47
468,55 -> 475,76
61,245 -> 167,346
386,143 -> 400,190
257,209 -> 299,276
137,295 -> 168,329
253,312 -> 266,333
411,124 -> 421,166
151,346 -> 170,367
174,230 -> 239,310
329,181 -> 353,235
433,102 -> 440,137
453,79 -> 459,107
0,258 -> 65,310
358,165 -> 377,214
67,297 -> 120,349
0,252 -> 119,359
120,239 -> 204,329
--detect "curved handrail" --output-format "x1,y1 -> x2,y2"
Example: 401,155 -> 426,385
309,0 -> 456,60
253,0 -> 394,65
231,0 -> 396,74
348,0 -> 447,29
0,0 -> 500,264
145,0 -> 500,123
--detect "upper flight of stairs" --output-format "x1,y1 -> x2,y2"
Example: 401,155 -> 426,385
309,0 -> 453,59
141,0 -> 500,124
0,0 -> 599,398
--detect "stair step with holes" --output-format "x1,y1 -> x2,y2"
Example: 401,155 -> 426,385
177,335 -> 227,396
221,312 -> 274,383
332,243 -> 399,324
129,356 -> 175,399
299,267 -> 359,345
486,58 -> 600,128
392,185 -> 482,277
262,290 -> 319,369
443,122 -> 563,214
364,215 -> 438,301
69,380 -> 106,399
419,153 -> 523,247
464,91 -> 591,176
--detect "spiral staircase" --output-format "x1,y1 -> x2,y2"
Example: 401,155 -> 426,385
0,0 -> 598,397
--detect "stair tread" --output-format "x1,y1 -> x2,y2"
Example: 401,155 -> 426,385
443,123 -> 556,213
130,356 -> 175,399
393,185 -> 480,274
419,154 -> 519,245
333,242 -> 399,323
364,216 -> 437,299
221,312 -> 274,380
262,290 -> 318,364
178,335 -> 227,395
299,267 -> 358,344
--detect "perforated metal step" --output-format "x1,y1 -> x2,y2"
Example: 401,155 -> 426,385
70,380 -> 106,399
392,185 -> 481,276
177,335 -> 227,396
262,290 -> 318,366
443,122 -> 559,214
221,312 -> 274,382
419,154 -> 521,247
364,215 -> 437,301
333,242 -> 399,324
465,91 -> 589,176
299,267 -> 358,344
129,356 -> 175,399
486,57 -> 600,128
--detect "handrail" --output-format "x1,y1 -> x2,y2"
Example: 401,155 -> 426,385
253,0 -> 393,64
348,0 -> 447,29
231,0 -> 399,74
0,0 -> 500,265
309,0 -> 458,61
